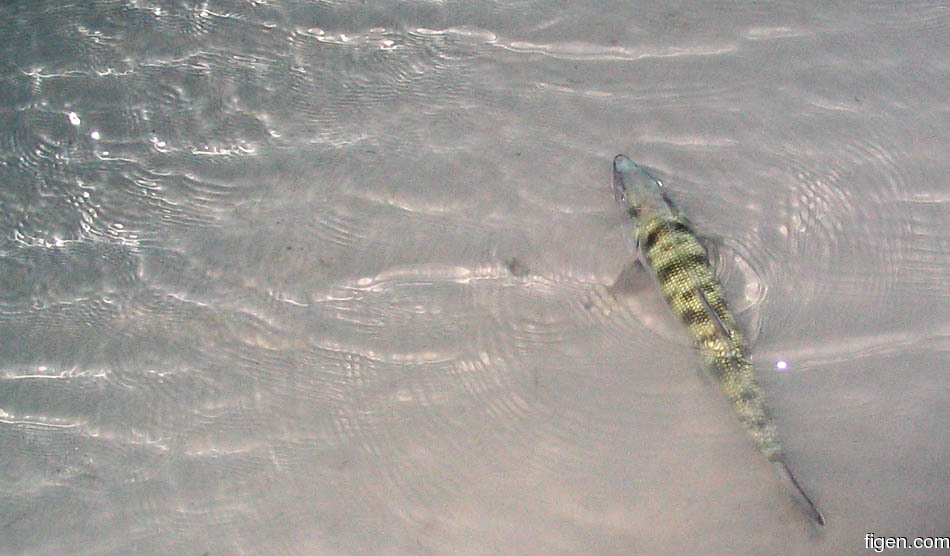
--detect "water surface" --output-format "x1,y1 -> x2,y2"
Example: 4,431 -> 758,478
1,1 -> 948,554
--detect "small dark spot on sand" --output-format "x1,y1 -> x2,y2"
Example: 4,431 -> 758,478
286,246 -> 292,251
505,257 -> 529,277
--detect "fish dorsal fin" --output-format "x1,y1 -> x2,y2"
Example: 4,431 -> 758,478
696,286 -> 732,343
608,259 -> 652,296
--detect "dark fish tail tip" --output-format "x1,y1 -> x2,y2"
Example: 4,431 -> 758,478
775,461 -> 826,526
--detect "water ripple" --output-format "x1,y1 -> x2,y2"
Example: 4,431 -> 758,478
500,39 -> 738,61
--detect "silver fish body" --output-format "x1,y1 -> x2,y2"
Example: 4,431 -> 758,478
612,154 -> 824,526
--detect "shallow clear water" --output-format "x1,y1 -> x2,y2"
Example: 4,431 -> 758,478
1,1 -> 947,555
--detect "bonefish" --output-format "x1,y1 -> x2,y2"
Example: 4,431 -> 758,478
611,154 -> 824,526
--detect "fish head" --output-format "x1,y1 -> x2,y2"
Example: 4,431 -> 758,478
612,154 -> 674,222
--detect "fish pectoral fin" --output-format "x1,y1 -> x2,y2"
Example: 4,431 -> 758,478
695,287 -> 732,342
699,234 -> 720,267
773,460 -> 825,526
694,360 -> 718,387
608,259 -> 653,296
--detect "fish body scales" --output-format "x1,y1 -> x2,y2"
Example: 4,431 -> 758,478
640,213 -> 783,461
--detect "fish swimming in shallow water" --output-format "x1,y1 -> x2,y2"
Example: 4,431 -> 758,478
611,154 -> 825,526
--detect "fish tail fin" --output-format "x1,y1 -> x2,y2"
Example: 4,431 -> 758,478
773,460 -> 825,526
